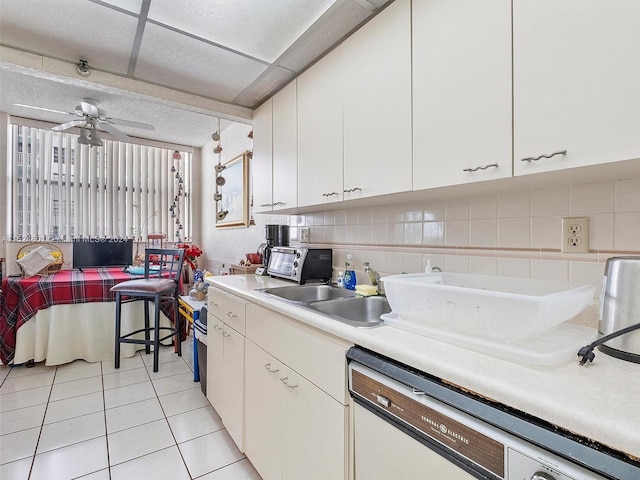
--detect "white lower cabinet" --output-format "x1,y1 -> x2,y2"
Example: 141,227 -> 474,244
206,288 -> 246,450
244,304 -> 350,480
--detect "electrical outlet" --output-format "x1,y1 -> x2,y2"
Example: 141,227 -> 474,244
562,217 -> 589,253
300,227 -> 310,243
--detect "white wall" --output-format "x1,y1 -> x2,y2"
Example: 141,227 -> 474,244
199,121 -> 288,273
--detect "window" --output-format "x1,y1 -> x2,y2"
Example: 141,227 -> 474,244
7,123 -> 193,243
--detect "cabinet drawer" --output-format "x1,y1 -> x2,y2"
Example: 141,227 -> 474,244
246,304 -> 350,404
207,287 -> 247,335
222,294 -> 247,335
207,287 -> 226,319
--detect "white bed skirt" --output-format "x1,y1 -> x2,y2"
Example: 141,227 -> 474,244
13,302 -> 173,366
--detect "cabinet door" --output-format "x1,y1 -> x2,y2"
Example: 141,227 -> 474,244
342,0 -> 412,200
413,0 -> 512,189
244,341 -> 283,480
253,98 -> 273,213
513,0 -> 640,174
281,367 -> 347,480
272,81 -> 298,210
297,49 -> 344,207
220,324 -> 244,450
205,317 -> 224,410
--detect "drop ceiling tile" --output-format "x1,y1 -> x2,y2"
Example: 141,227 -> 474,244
0,0 -> 137,75
147,0 -> 335,63
99,0 -> 144,14
135,23 -> 268,102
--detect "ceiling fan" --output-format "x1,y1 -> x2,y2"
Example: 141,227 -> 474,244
15,98 -> 155,143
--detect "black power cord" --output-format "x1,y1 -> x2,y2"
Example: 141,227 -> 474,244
577,322 -> 640,364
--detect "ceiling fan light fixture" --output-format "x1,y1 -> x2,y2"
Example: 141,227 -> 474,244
88,129 -> 104,147
76,60 -> 91,77
78,127 -> 90,145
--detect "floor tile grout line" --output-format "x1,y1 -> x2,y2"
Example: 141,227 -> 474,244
100,357 -> 112,479
27,364 -> 57,480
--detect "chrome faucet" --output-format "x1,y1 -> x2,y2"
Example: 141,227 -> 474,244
363,262 -> 384,295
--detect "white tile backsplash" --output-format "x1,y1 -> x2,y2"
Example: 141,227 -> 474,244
498,217 -> 531,248
204,171 -> 640,290
470,219 -> 497,247
615,178 -> 640,212
615,212 -> 640,250
570,182 -> 615,215
531,186 -> 570,216
498,191 -> 531,218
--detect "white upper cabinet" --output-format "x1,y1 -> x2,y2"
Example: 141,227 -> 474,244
272,81 -> 298,210
513,0 -> 640,175
297,46 -> 344,207
342,0 -> 412,200
413,0 -> 513,190
252,99 -> 273,214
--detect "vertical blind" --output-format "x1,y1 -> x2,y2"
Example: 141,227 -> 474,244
7,124 -> 193,243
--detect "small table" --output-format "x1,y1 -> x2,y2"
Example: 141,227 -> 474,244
178,296 -> 206,382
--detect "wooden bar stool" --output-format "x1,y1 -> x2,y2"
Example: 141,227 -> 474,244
111,248 -> 185,372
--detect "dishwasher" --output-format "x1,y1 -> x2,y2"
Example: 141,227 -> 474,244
347,347 -> 639,480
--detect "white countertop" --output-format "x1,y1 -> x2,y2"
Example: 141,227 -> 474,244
208,274 -> 640,460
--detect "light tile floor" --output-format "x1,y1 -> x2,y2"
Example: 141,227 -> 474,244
0,336 -> 262,480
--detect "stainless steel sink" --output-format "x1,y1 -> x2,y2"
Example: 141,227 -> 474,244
308,296 -> 390,327
260,284 -> 356,303
255,284 -> 387,327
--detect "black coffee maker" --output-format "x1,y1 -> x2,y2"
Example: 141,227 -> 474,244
262,224 -> 290,267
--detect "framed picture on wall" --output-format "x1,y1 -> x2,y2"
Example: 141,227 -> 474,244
215,151 -> 249,228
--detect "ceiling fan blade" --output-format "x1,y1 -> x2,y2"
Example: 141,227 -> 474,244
105,117 -> 155,131
51,120 -> 85,131
13,104 -> 74,116
80,100 -> 100,117
100,122 -> 130,142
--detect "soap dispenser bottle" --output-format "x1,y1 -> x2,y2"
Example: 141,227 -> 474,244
344,254 -> 356,290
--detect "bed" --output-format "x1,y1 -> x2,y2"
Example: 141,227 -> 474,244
0,267 -> 175,366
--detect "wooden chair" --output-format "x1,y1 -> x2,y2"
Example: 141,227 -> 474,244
111,248 -> 185,372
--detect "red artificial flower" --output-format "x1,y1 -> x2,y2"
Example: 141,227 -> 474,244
177,243 -> 203,270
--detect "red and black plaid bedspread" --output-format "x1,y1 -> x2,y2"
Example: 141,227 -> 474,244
0,267 -> 151,365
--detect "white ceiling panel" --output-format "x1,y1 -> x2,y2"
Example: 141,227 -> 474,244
0,0 -> 138,75
147,0 -> 336,63
135,23 -> 269,102
0,0 -> 391,146
98,0 -> 144,14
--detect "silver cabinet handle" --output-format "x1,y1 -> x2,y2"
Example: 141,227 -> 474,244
225,311 -> 237,318
264,363 -> 279,374
212,324 -> 222,331
322,192 -> 339,197
412,388 -> 426,395
272,202 -> 285,206
344,187 -> 362,193
208,301 -> 218,307
521,150 -> 567,163
222,331 -> 231,338
463,163 -> 499,173
280,377 -> 298,389
260,202 -> 274,207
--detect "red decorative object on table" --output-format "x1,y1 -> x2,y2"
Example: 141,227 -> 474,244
176,243 -> 203,271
